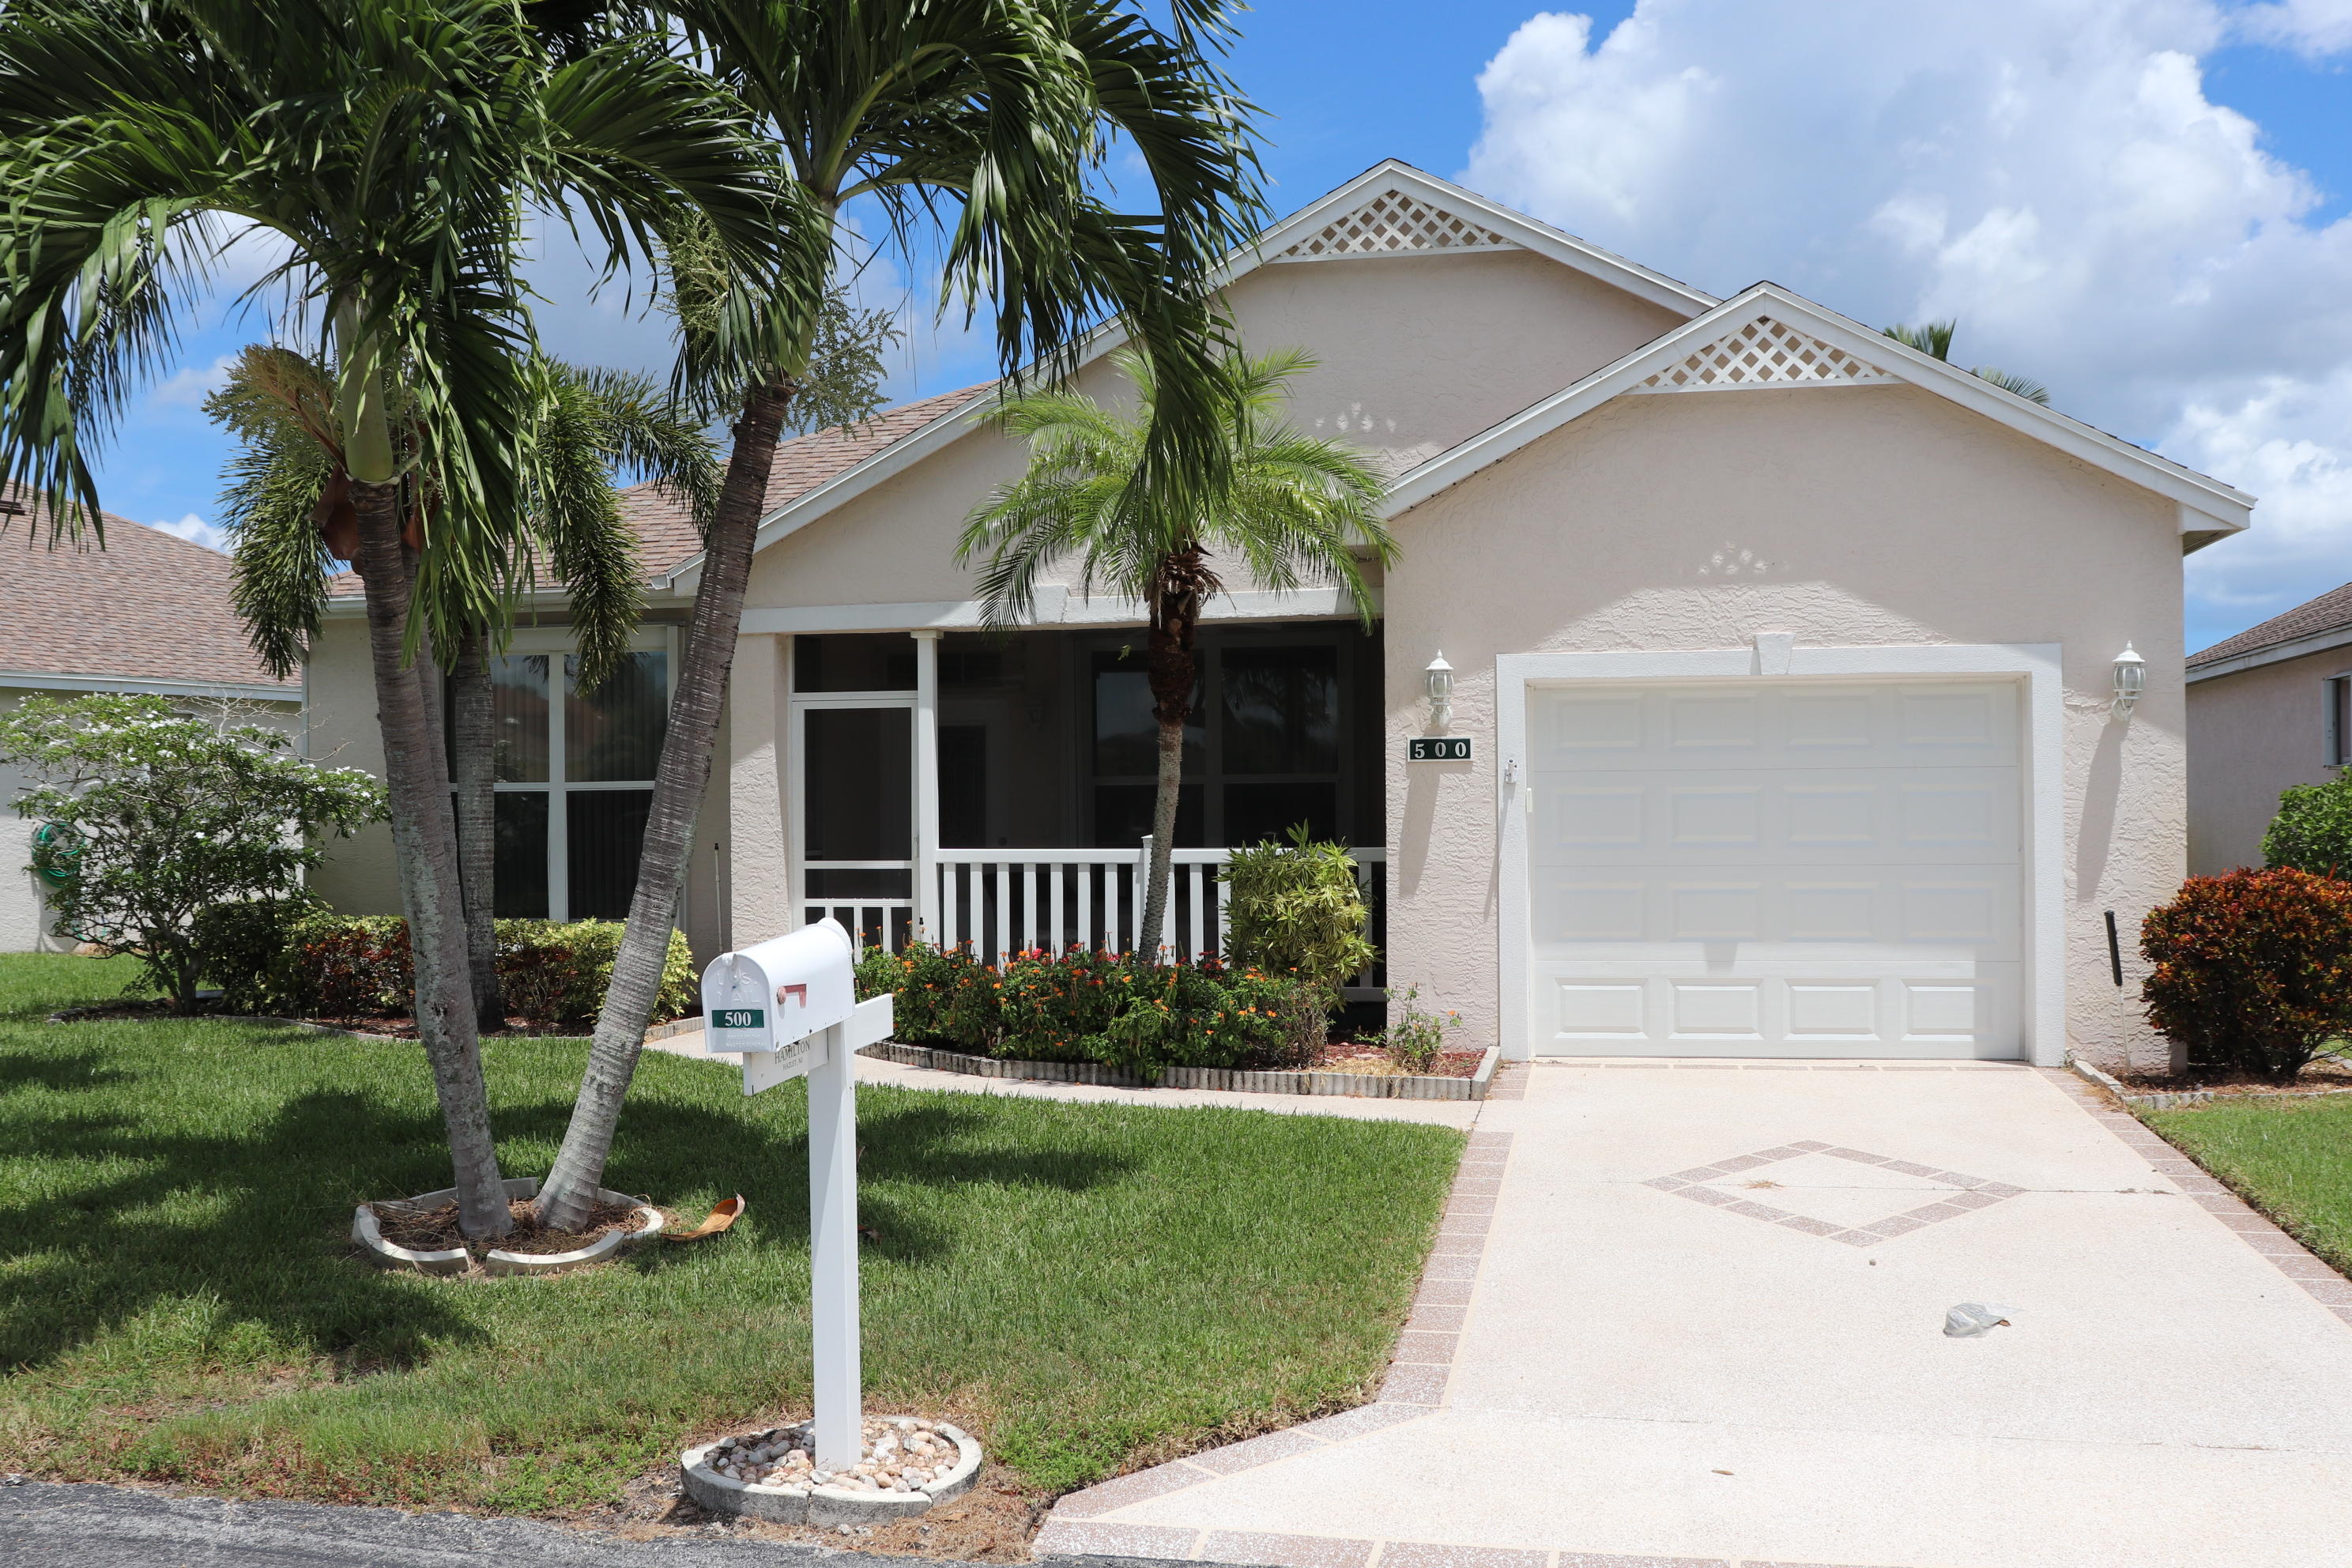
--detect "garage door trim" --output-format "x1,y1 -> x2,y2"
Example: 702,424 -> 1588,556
1495,642 -> 2065,1066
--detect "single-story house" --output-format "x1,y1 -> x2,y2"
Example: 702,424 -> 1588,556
0,497 -> 300,949
309,162 -> 2254,1071
2186,580 -> 2352,875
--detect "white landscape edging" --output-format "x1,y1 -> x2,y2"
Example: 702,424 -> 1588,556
352,1175 -> 664,1277
861,1041 -> 1501,1101
680,1419 -> 982,1525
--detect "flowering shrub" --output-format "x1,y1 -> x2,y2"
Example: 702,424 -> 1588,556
2140,868 -> 2352,1082
854,941 -> 1326,1078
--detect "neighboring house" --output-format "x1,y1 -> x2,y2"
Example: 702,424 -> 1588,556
308,162 -> 2253,1072
2185,581 -> 2352,875
0,497 -> 300,949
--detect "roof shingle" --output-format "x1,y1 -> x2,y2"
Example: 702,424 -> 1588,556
0,494 -> 290,692
2189,580 -> 2352,669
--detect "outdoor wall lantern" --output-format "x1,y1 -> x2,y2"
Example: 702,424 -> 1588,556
2111,643 -> 2145,719
1426,652 -> 1454,732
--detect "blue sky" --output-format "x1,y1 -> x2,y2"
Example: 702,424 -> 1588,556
92,1 -> 2352,655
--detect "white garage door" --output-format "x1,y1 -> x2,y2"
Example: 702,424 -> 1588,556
1526,680 -> 2022,1058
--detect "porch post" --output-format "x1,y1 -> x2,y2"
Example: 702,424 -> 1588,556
911,630 -> 942,943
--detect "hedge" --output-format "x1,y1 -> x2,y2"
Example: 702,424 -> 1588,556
193,899 -> 695,1027
853,941 -> 1325,1080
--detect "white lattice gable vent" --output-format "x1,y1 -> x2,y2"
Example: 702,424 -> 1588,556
1632,316 -> 1897,392
1272,190 -> 1518,262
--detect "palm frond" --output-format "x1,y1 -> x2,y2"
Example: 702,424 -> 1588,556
1971,365 -> 2052,405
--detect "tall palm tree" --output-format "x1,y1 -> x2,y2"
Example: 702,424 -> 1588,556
1883,320 -> 2051,405
533,0 -> 1264,1227
209,347 -> 722,1029
0,0 -> 805,1238
960,347 -> 1397,948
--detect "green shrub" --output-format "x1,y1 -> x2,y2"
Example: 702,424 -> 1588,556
205,913 -> 692,1028
2264,771 -> 2352,876
854,942 -> 1326,1078
1355,986 -> 1462,1072
1221,826 -> 1376,997
2141,868 -> 2352,1081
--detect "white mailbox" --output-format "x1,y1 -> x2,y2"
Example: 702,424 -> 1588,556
700,918 -> 858,1061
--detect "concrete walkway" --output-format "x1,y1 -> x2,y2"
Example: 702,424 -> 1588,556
1036,1060 -> 2352,1568
647,1029 -> 1483,1129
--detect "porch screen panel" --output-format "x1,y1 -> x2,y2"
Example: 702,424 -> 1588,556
494,791 -> 550,918
805,707 -> 912,899
567,790 -> 652,919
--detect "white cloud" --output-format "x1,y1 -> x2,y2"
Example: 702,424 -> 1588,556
1461,0 -> 2352,646
2237,0 -> 2352,56
151,353 -> 237,409
146,513 -> 228,553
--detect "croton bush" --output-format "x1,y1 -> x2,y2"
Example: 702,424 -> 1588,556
193,900 -> 695,1027
853,941 -> 1326,1079
2140,866 -> 2352,1082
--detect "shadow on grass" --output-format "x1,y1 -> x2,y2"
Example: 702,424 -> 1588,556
0,1060 -> 1134,1378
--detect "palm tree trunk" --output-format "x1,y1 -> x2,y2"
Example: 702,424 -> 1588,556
351,477 -> 511,1240
450,625 -> 503,1031
1137,570 -> 1204,953
535,374 -> 797,1229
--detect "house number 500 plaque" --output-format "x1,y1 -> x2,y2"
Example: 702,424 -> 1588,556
1408,737 -> 1472,761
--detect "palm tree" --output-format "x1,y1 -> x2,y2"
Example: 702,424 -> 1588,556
959,347 -> 1396,948
209,347 -> 722,1030
0,0 -> 802,1238
1883,320 -> 2051,405
532,0 -> 1264,1227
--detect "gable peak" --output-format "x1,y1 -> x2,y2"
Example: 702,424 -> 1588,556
1272,186 -> 1517,262
1632,315 -> 1896,393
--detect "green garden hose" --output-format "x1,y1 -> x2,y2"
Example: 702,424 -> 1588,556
29,821 -> 81,888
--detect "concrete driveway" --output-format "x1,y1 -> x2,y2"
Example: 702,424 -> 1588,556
1038,1061 -> 2352,1568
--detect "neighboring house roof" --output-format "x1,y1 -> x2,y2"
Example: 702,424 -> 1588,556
0,495 -> 292,700
326,383 -> 991,604
2188,580 -> 2352,681
662,164 -> 2251,594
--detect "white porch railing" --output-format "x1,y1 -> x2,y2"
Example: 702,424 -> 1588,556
802,844 -> 1387,983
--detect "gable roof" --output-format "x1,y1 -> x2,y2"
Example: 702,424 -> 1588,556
0,493 -> 292,698
662,162 -> 1717,591
1381,282 -> 2256,544
2188,580 -> 2352,680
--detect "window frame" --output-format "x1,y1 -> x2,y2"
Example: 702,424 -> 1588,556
486,624 -> 677,920
2329,673 -> 2352,768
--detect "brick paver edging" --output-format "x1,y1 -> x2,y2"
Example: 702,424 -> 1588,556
2038,1067 -> 2352,1330
1033,1121 -> 1517,1562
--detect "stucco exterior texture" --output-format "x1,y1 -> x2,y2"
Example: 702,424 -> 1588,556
311,178 -> 2215,1075
2187,643 -> 2338,876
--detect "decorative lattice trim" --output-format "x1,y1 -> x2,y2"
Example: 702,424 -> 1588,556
1273,190 -> 1517,261
1632,316 -> 1895,392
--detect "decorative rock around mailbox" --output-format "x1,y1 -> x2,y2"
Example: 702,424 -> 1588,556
680,1415 -> 982,1525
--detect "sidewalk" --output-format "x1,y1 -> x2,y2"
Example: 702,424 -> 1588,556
1036,1060 -> 2352,1568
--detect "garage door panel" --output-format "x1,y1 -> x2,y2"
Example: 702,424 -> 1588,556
1537,963 -> 2021,1057
1527,678 -> 2023,1058
1532,767 -> 2018,866
1533,681 -> 2018,771
1533,865 -> 2020,959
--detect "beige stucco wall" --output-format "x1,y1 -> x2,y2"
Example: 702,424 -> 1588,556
1379,385 -> 2189,1073
2186,646 -> 2346,875
745,248 -> 1687,614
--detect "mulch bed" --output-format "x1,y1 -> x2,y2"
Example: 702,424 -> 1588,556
1313,1046 -> 1486,1080
2116,1057 -> 2352,1099
371,1195 -> 648,1260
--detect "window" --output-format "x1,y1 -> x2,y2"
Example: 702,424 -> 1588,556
465,643 -> 670,919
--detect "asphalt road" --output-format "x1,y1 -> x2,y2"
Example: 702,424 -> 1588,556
0,1481 -> 1165,1568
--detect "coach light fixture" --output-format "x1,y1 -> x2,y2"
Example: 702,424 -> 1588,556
2112,643 -> 2145,719
1426,652 -> 1454,731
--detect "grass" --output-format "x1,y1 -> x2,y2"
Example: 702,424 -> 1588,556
0,952 -> 1460,1513
2144,1095 -> 2352,1274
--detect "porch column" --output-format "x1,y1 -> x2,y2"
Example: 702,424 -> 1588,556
728,633 -> 795,944
911,629 -> 942,942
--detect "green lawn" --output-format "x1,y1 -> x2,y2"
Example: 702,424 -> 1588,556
0,952 -> 1459,1513
2145,1096 -> 2352,1273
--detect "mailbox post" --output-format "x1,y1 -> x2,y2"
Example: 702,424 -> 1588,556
700,918 -> 894,1472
